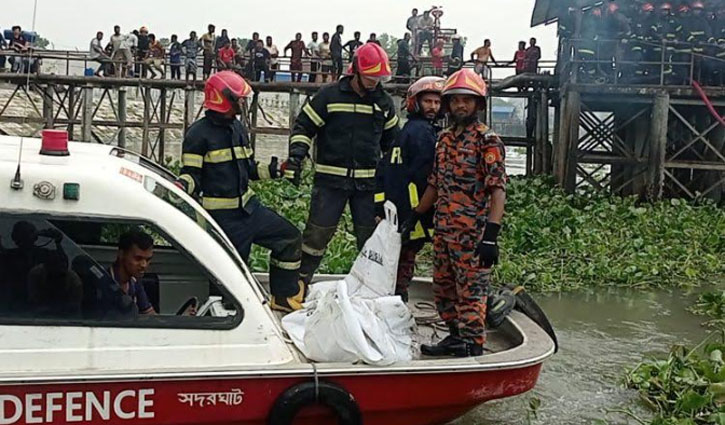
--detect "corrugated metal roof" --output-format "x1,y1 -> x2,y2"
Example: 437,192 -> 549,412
530,0 -> 601,27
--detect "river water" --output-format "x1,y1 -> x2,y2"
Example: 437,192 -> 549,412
454,288 -> 712,425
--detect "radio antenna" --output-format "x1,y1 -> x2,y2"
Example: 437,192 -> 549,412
10,0 -> 39,190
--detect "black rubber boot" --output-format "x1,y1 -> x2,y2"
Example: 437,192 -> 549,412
447,341 -> 484,358
421,324 -> 460,356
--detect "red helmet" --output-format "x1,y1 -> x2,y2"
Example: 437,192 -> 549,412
642,3 -> 655,12
592,7 -> 602,16
678,4 -> 690,12
661,2 -> 673,10
442,69 -> 487,98
691,1 -> 705,9
353,43 -> 392,80
406,76 -> 445,113
203,71 -> 253,114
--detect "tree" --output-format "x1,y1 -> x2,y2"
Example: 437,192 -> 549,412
34,36 -> 50,49
377,33 -> 399,58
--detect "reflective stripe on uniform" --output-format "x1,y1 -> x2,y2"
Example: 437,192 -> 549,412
410,221 -> 426,240
202,196 -> 239,210
204,146 -> 253,164
374,192 -> 385,203
284,169 -> 296,179
353,169 -> 376,178
303,103 -> 325,127
202,189 -> 255,210
302,243 -> 326,257
290,134 -> 313,148
182,153 -> 203,168
408,182 -> 419,208
578,48 -> 596,56
315,164 -> 376,178
326,103 -> 374,114
178,174 -> 195,194
270,258 -> 301,271
384,115 -> 399,130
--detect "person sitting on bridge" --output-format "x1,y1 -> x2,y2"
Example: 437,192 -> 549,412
217,40 -> 236,71
89,31 -> 112,77
108,229 -> 156,315
9,26 -> 30,73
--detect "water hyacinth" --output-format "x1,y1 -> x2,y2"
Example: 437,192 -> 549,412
249,172 -> 725,292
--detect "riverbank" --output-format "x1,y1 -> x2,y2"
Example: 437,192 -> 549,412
250,174 -> 725,292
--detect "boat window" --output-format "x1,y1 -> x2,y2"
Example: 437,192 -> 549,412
0,213 -> 242,329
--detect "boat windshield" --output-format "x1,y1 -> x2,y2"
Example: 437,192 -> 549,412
141,175 -> 245,271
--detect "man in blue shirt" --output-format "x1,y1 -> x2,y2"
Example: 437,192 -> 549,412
109,229 -> 156,315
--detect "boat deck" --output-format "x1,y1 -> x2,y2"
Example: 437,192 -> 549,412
264,275 -> 530,366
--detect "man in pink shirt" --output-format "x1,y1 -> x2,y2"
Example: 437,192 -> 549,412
431,40 -> 444,76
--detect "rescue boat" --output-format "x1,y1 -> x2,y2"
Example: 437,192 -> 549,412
0,132 -> 556,425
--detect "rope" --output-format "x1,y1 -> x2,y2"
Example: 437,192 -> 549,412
413,301 -> 447,333
692,81 -> 725,127
311,363 -> 319,403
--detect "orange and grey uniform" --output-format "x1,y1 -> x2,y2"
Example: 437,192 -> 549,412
289,76 -> 399,284
427,122 -> 507,345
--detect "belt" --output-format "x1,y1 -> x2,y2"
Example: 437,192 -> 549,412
202,189 -> 256,210
315,164 -> 376,178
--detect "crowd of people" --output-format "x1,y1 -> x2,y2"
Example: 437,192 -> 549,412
87,23 -> 400,82
1,10 -> 545,84
563,0 -> 725,85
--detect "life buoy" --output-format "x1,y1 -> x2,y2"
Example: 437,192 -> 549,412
267,381 -> 362,425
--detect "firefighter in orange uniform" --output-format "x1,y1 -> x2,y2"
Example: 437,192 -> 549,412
402,69 -> 507,357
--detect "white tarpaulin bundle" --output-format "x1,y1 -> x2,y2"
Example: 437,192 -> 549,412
281,202 -> 416,365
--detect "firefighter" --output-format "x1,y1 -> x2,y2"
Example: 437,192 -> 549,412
285,43 -> 400,286
686,1 -> 714,83
601,2 -> 631,81
577,7 -> 602,81
625,3 -> 654,82
653,2 -> 680,82
178,71 -> 304,312
403,69 -> 507,357
672,4 -> 694,84
710,7 -> 725,85
374,76 -> 444,303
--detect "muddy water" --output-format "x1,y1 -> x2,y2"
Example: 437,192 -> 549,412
453,288 -> 712,425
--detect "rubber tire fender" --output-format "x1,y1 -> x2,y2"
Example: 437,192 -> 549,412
267,381 -> 362,425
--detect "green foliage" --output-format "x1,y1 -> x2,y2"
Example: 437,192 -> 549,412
690,291 -> 725,329
34,36 -> 50,49
377,33 -> 399,58
494,176 -> 725,291
243,174 -> 725,291
625,333 -> 725,424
